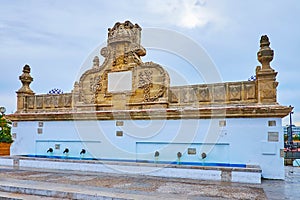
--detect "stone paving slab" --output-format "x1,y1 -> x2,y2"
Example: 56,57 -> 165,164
0,163 -> 299,199
0,165 -> 267,199
0,177 -> 186,200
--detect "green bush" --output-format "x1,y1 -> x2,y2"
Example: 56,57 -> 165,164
293,134 -> 300,141
0,116 -> 13,143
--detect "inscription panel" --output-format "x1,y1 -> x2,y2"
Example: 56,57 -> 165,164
268,132 -> 279,142
108,71 -> 132,92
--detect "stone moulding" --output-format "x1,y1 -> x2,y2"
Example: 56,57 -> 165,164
8,105 -> 292,121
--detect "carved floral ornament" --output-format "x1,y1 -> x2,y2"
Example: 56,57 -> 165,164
138,70 -> 153,88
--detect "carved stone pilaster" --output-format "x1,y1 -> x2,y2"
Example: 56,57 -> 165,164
256,35 -> 278,104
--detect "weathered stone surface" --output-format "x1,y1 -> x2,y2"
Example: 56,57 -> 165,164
11,21 -> 291,120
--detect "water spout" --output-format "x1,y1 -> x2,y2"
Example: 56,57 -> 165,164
201,152 -> 207,166
154,151 -> 159,164
80,149 -> 86,155
177,152 -> 182,165
47,148 -> 53,153
63,148 -> 69,154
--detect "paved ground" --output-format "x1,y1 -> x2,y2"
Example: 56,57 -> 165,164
0,165 -> 299,199
261,166 -> 300,200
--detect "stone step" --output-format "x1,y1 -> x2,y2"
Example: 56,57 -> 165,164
0,191 -> 61,200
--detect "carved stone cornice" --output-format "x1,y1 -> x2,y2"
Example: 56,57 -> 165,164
8,105 -> 292,121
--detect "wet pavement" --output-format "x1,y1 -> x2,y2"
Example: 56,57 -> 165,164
0,165 -> 299,199
262,166 -> 300,200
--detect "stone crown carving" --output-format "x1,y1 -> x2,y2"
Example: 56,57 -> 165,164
107,21 -> 142,45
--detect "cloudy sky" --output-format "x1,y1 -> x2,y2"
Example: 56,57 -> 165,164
0,0 -> 299,125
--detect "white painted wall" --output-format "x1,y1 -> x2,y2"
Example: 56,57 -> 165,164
10,117 -> 284,179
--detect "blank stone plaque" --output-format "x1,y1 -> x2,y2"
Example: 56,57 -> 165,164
268,132 -> 279,142
108,71 -> 132,92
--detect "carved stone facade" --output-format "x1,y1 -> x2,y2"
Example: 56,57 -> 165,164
11,22 -> 291,120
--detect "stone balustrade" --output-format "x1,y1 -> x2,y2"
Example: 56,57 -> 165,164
169,80 -> 257,107
20,93 -> 73,113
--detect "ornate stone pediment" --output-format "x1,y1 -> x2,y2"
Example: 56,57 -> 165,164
75,21 -> 170,110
